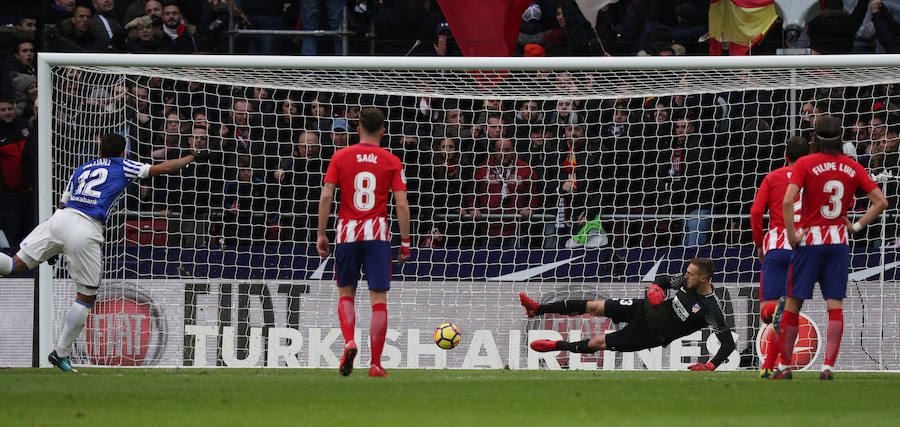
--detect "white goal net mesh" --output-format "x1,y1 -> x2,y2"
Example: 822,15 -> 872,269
40,59 -> 899,370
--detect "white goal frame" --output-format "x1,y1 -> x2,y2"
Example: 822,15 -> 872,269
36,52 -> 900,369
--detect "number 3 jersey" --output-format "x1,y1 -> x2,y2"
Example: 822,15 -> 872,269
61,157 -> 151,225
789,152 -> 878,246
324,142 -> 407,244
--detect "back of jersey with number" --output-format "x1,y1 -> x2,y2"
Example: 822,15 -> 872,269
62,157 -> 151,225
790,152 -> 877,244
323,143 -> 406,243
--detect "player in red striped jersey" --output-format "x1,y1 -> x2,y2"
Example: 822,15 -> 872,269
317,107 -> 411,378
750,136 -> 809,378
776,116 -> 887,380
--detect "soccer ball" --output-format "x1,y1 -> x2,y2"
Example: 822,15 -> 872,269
433,322 -> 461,349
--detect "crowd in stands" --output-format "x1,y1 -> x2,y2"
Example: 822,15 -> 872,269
1,0 -> 900,251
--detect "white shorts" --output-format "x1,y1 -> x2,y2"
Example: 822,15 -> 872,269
17,208 -> 105,296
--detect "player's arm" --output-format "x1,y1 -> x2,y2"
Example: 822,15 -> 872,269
749,177 -> 769,249
316,182 -> 336,258
690,300 -> 735,371
847,187 -> 888,233
147,152 -> 203,177
394,190 -> 411,263
782,183 -> 804,245
646,275 -> 681,306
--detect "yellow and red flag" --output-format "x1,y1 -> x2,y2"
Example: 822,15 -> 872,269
708,0 -> 777,55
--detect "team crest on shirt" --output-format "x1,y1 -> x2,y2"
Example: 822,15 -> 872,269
691,303 -> 701,314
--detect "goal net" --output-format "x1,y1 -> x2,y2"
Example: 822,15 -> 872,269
21,53 -> 900,370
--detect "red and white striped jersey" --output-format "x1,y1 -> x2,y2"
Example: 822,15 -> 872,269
751,166 -> 802,255
790,152 -> 878,246
323,142 -> 406,244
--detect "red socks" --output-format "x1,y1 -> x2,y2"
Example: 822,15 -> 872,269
825,308 -> 843,367
762,327 -> 781,370
370,303 -> 387,367
338,297 -> 355,344
780,310 -> 800,368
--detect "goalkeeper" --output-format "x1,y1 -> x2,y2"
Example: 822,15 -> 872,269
521,257 -> 735,370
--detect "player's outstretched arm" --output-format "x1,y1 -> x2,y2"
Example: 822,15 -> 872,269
394,190 -> 411,264
147,152 -> 202,177
316,183 -> 336,258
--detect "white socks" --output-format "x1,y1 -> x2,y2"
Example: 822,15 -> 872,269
0,252 -> 13,275
55,300 -> 92,358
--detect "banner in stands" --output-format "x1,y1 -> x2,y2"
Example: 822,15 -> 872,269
0,246 -> 895,369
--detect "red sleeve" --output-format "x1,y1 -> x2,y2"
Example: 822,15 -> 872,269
856,162 -> 878,193
391,155 -> 408,192
788,157 -> 807,187
324,150 -> 341,185
750,174 -> 770,248
469,166 -> 487,208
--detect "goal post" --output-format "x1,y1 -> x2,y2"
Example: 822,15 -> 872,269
28,52 -> 900,370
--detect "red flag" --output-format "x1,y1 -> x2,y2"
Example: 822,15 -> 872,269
437,0 -> 535,57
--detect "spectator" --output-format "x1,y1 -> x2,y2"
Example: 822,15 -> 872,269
12,10 -> 39,41
467,137 -> 536,248
151,111 -> 183,160
418,137 -> 467,247
432,103 -> 470,139
164,125 -> 223,247
159,1 -> 197,53
92,0 -> 123,50
220,98 -> 269,173
872,0 -> 900,53
1,40 -> 35,100
808,0 -> 868,54
144,0 -> 163,19
300,0 -> 345,55
0,98 -> 30,246
222,156 -> 273,247
273,130 -> 327,244
42,0 -> 75,26
275,96 -> 303,143
305,93 -> 332,132
116,14 -> 165,53
242,0 -> 284,54
541,124 -> 602,248
330,117 -> 351,150
55,3 -> 110,52
661,114 -> 715,247
11,73 -> 36,122
428,22 -> 461,56
514,100 -> 545,141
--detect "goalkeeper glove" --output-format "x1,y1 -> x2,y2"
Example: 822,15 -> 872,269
191,150 -> 210,162
399,238 -> 411,258
688,362 -> 716,371
646,284 -> 665,306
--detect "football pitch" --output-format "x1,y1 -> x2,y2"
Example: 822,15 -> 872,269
1,369 -> 898,426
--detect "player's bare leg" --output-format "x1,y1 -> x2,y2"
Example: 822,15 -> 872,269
338,286 -> 358,376
368,290 -> 388,377
531,333 -> 606,353
49,292 -> 96,373
821,298 -> 843,380
518,293 -> 600,318
772,297 -> 804,380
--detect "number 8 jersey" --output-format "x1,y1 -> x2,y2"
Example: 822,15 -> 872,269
789,152 -> 878,246
61,157 -> 151,225
323,142 -> 407,244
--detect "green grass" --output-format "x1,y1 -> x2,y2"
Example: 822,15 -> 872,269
1,369 -> 898,426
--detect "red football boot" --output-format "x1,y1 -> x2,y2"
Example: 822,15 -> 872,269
368,364 -> 388,377
519,292 -> 539,318
339,340 -> 358,376
530,340 -> 559,352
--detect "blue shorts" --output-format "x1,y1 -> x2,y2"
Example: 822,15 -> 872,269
334,240 -> 392,290
789,244 -> 849,300
760,248 -> 791,301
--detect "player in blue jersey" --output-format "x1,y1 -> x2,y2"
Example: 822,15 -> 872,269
0,133 -> 206,372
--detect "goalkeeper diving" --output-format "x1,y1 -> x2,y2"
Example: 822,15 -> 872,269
521,257 -> 735,370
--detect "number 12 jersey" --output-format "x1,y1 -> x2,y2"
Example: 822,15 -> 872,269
323,142 -> 407,244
